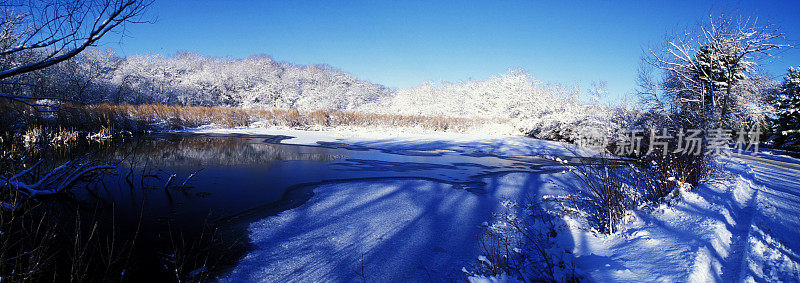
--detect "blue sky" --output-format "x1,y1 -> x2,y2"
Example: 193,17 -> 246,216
99,0 -> 800,101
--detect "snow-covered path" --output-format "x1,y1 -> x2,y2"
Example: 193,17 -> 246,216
729,155 -> 800,281
565,153 -> 800,282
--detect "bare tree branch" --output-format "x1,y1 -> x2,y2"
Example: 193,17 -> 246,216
0,0 -> 152,81
638,12 -> 791,128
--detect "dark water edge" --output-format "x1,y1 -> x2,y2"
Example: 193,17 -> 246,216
1,132 -> 565,281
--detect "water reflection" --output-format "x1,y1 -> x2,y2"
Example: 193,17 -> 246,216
37,132 -> 565,280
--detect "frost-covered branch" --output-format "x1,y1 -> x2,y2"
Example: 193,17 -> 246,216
1,158 -> 114,203
639,13 -> 789,128
0,0 -> 152,80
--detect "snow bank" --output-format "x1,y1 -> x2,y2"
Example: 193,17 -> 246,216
208,129 -> 799,281
222,173 -> 561,281
551,155 -> 800,282
224,180 -> 489,281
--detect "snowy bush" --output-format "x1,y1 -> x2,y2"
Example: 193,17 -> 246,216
392,69 -> 620,140
468,200 -> 581,282
558,137 -> 718,234
561,156 -> 642,233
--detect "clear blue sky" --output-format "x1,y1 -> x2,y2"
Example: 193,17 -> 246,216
99,0 -> 800,101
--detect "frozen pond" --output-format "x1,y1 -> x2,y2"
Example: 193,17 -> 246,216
54,132 -> 566,280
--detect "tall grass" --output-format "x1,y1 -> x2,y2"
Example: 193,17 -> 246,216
0,154 -> 243,281
87,103 -> 503,132
1,102 -> 512,141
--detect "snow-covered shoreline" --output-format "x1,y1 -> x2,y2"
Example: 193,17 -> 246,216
184,123 -> 520,146
181,127 -> 800,282
207,127 -> 574,282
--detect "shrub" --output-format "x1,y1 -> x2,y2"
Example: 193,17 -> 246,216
562,128 -> 717,233
565,156 -> 641,233
472,200 -> 581,281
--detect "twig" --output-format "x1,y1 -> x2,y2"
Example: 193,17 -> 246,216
178,169 -> 202,190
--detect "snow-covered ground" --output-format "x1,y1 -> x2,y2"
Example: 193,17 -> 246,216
187,127 -> 800,282
557,156 -> 800,282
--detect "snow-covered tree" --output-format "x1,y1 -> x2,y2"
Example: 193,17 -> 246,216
391,69 -> 619,140
62,52 -> 395,110
771,67 -> 800,150
3,47 -> 628,140
0,0 -> 151,109
0,0 -> 150,79
639,13 -> 789,129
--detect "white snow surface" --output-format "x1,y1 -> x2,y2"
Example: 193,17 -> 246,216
186,125 -> 585,157
199,127 -> 800,282
550,156 -> 800,282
